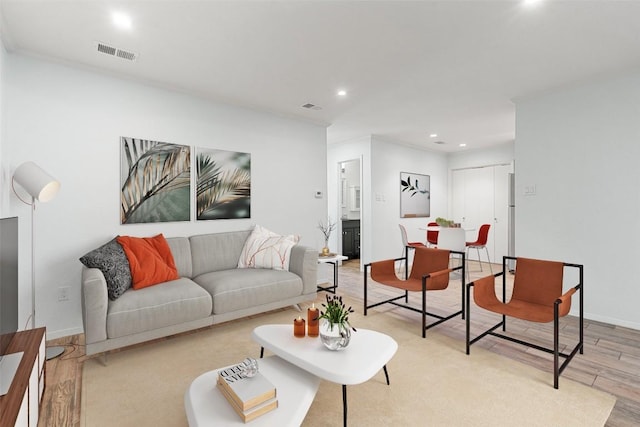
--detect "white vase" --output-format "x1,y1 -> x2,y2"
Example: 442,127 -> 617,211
319,318 -> 351,351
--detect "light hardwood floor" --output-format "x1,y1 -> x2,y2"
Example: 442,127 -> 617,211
40,259 -> 640,426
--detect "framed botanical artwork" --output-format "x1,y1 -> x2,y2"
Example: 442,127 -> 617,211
120,137 -> 191,224
196,148 -> 251,220
400,172 -> 430,218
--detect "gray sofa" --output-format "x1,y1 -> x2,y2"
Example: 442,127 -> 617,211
81,230 -> 318,356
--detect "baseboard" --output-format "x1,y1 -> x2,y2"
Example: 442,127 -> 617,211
46,326 -> 84,340
585,312 -> 640,331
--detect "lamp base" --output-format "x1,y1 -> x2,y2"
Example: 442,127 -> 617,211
45,346 -> 65,361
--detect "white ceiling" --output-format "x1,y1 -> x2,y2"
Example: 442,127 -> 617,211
2,1 -> 640,152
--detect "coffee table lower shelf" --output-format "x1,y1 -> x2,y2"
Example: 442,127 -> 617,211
184,356 -> 320,426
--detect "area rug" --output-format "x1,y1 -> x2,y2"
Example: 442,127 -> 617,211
81,297 -> 615,427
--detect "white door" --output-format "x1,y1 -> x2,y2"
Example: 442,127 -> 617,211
451,168 -> 467,230
493,165 -> 511,264
451,164 -> 513,265
451,170 -> 466,225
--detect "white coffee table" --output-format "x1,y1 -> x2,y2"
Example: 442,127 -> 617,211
252,324 -> 398,426
184,355 -> 320,426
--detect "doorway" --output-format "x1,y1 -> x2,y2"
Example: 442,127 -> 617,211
338,159 -> 361,268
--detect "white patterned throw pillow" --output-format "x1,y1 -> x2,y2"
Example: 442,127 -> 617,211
238,225 -> 300,270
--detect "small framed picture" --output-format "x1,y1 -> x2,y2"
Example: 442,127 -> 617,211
400,172 -> 430,218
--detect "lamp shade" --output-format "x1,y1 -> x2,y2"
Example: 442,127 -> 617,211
13,161 -> 60,203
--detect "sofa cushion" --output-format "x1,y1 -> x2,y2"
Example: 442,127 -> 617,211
194,269 -> 303,315
237,225 -> 299,271
166,237 -> 193,278
190,231 -> 251,277
117,234 -> 179,289
79,238 -> 132,300
106,278 -> 212,339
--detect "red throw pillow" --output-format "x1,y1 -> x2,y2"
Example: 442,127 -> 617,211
116,234 -> 178,290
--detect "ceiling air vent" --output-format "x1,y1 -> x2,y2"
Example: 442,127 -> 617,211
301,103 -> 322,111
94,41 -> 138,62
116,49 -> 137,61
96,43 -> 116,56
433,140 -> 446,145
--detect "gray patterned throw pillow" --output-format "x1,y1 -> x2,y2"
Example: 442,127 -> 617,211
79,238 -> 132,300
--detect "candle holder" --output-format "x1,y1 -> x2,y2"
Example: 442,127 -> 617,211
293,317 -> 306,337
307,304 -> 319,337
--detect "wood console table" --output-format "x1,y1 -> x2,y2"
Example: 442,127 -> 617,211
0,328 -> 46,427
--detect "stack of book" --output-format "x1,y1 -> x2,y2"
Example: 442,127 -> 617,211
217,363 -> 278,423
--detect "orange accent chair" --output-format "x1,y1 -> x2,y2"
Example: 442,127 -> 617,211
365,247 -> 465,338
426,222 -> 439,246
465,223 -> 493,274
465,256 -> 584,388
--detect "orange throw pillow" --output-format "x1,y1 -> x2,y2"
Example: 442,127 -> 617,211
116,234 -> 178,290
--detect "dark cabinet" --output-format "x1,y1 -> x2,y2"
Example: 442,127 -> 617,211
342,220 -> 360,259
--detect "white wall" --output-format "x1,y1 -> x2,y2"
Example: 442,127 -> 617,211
370,138 -> 448,262
4,53 -> 327,338
516,72 -> 640,329
447,142 -> 514,171
329,137 -> 460,266
0,26 -> 7,214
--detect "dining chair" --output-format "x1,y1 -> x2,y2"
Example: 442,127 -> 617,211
426,222 -> 438,246
436,227 -> 466,252
465,224 -> 493,275
399,224 -> 426,256
435,227 -> 466,275
398,224 -> 426,273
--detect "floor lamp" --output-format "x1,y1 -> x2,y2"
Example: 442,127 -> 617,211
11,161 -> 63,360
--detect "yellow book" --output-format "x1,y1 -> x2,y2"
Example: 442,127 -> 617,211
217,366 -> 276,411
218,382 -> 278,423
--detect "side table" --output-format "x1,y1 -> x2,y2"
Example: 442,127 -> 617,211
317,254 -> 348,293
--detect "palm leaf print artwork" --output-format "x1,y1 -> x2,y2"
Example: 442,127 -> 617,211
196,148 -> 251,220
400,172 -> 430,218
120,137 -> 191,224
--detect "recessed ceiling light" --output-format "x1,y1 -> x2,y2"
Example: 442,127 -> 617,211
459,143 -> 467,147
337,90 -> 347,97
112,11 -> 132,30
429,133 -> 438,138
523,0 -> 543,7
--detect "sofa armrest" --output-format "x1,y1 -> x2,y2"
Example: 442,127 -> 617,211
81,267 -> 109,344
289,245 -> 318,295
